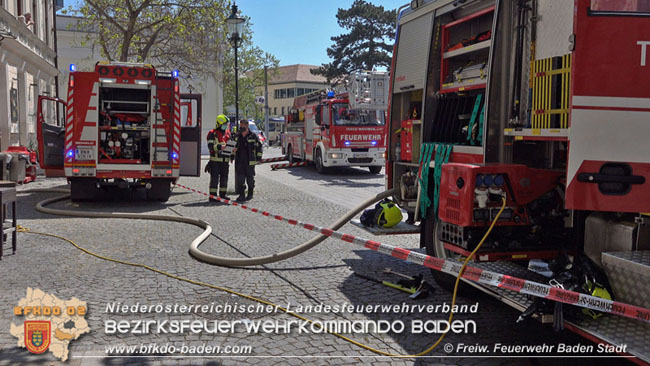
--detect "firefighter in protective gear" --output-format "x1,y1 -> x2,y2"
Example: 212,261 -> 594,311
233,119 -> 263,202
205,114 -> 232,201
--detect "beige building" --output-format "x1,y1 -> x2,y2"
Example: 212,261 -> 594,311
265,64 -> 327,118
0,0 -> 60,150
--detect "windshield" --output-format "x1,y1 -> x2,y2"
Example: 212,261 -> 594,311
248,123 -> 260,133
332,103 -> 385,126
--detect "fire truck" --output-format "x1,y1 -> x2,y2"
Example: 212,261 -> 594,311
380,0 -> 650,361
282,71 -> 388,174
37,62 -> 202,201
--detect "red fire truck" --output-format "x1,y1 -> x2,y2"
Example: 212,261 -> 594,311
380,0 -> 650,361
282,71 -> 388,174
37,62 -> 202,201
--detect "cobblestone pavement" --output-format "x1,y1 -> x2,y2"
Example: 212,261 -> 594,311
0,151 -> 616,366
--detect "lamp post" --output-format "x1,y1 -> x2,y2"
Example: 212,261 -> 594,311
226,3 -> 245,124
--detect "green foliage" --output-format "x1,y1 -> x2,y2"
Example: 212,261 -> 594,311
68,1 -> 279,119
312,0 -> 396,83
71,0 -> 229,79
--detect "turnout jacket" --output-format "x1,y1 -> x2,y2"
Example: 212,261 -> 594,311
234,131 -> 263,166
207,128 -> 231,162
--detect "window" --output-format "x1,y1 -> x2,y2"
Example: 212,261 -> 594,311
591,0 -> 650,12
273,107 -> 277,115
332,103 -> 386,126
281,107 -> 285,115
274,89 -> 279,99
287,88 -> 295,98
297,88 -> 305,96
280,89 -> 287,98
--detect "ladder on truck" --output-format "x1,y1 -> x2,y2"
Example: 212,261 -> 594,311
152,71 -> 174,172
346,71 -> 388,110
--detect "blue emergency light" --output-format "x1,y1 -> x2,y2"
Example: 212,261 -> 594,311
172,152 -> 179,160
371,140 -> 377,146
69,64 -> 76,72
327,91 -> 335,98
344,141 -> 351,146
66,149 -> 74,158
172,69 -> 179,78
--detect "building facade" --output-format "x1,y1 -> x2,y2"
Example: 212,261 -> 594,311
0,0 -> 60,150
264,64 -> 327,118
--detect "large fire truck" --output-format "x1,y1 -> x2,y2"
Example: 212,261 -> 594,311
380,0 -> 650,361
37,62 -> 202,201
282,71 -> 388,174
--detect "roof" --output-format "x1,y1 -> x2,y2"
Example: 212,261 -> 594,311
269,64 -> 327,85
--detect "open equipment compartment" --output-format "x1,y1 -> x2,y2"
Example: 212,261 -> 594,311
98,84 -> 151,164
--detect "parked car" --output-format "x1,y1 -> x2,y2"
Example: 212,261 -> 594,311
247,121 -> 268,148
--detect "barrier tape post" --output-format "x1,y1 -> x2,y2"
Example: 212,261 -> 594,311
270,162 -> 309,170
174,183 -> 650,324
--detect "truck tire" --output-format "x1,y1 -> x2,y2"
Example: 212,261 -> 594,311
423,217 -> 470,293
369,166 -> 382,174
70,178 -> 98,201
315,148 -> 327,174
147,179 -> 171,201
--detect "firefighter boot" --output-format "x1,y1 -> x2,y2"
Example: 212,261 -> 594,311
246,190 -> 253,201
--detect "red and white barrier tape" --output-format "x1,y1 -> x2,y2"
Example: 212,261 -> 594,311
175,183 -> 650,324
259,157 -> 286,164
270,162 -> 309,170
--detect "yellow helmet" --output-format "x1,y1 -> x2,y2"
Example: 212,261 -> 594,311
216,114 -> 229,128
375,201 -> 403,228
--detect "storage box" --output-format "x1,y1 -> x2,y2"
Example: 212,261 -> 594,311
602,251 -> 650,309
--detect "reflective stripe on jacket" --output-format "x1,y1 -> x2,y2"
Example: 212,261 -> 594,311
207,129 -> 231,162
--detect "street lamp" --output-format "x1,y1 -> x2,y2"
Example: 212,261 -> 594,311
226,3 -> 245,123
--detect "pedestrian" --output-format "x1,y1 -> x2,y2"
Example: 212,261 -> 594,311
233,119 -> 262,202
205,114 -> 232,202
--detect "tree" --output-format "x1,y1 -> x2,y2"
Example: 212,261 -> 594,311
70,0 -> 230,79
68,1 -> 279,118
312,0 -> 396,83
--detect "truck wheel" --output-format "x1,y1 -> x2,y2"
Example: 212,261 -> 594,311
424,218 -> 470,293
315,148 -> 326,174
70,178 -> 98,201
369,166 -> 382,174
147,179 -> 171,201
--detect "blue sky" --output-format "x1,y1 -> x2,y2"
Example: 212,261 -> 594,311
240,0 -> 406,66
64,0 -> 407,67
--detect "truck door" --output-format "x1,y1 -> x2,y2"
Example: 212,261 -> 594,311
179,94 -> 202,176
566,0 -> 650,212
36,96 -> 66,177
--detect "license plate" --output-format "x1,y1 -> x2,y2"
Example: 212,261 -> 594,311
76,148 -> 94,161
353,153 -> 367,158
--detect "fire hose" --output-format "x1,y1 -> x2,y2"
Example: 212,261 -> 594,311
21,186 -> 650,358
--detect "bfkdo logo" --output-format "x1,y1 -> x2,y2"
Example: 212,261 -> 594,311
24,321 -> 50,354
10,288 -> 91,361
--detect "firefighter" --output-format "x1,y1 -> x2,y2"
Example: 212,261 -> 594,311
205,114 -> 232,201
233,119 -> 262,202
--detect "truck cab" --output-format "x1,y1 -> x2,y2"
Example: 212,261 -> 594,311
282,71 -> 389,174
